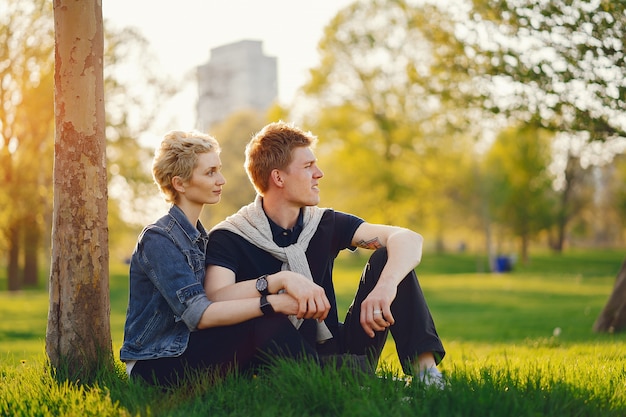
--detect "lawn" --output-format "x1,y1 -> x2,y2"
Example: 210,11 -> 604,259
1,248 -> 625,416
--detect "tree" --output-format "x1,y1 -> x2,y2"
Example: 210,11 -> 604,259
546,141 -> 592,252
468,0 -> 626,140
102,24 -> 177,260
591,154 -> 626,333
14,59 -> 55,287
0,0 -> 54,290
483,125 -> 555,264
463,0 -> 626,252
465,0 -> 626,332
593,260 -> 626,333
0,0 -> 174,288
46,0 -> 112,376
609,154 -> 626,230
301,0 -> 477,239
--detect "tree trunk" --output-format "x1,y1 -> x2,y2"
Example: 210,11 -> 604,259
7,223 -> 21,291
46,0 -> 111,378
593,258 -> 626,333
23,215 -> 40,287
553,156 -> 574,253
520,232 -> 529,265
554,219 -> 566,252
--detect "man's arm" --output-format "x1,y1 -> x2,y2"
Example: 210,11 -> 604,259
351,222 -> 424,337
204,265 -> 244,300
204,265 -> 330,321
352,222 -> 423,282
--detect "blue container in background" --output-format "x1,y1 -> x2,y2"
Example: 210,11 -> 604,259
495,256 -> 512,272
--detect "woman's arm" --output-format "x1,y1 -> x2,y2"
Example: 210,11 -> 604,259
204,265 -> 330,321
196,293 -> 298,329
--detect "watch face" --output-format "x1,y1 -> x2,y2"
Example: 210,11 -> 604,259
256,276 -> 268,293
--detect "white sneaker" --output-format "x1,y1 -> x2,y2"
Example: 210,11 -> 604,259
418,367 -> 445,389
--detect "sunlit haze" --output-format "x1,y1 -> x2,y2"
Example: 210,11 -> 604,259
103,0 -> 353,147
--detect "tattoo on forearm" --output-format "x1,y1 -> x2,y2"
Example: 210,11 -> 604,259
356,237 -> 382,250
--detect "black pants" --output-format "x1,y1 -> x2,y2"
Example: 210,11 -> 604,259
132,248 -> 444,385
131,314 -> 318,386
317,248 -> 445,375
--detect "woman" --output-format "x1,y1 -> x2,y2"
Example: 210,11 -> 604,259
120,130 -> 318,386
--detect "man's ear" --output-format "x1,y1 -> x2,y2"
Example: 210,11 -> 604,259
172,176 -> 186,193
270,169 -> 284,188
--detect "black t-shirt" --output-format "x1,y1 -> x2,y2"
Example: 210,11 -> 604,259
205,209 -> 364,336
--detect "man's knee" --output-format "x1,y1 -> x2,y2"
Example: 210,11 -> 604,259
366,247 -> 419,287
359,248 -> 388,286
366,247 -> 388,272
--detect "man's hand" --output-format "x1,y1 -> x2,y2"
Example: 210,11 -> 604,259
273,271 -> 330,321
359,282 -> 397,337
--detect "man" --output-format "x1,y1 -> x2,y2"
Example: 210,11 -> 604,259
205,121 -> 445,386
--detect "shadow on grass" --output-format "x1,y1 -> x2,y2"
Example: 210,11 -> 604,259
102,358 -> 626,417
2,351 -> 623,416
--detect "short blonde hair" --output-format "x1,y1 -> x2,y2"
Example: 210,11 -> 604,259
245,122 -> 317,195
152,130 -> 220,203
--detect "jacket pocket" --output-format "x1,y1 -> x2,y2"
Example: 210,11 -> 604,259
134,309 -> 163,348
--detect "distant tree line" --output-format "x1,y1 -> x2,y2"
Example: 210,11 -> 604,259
0,0 -> 174,291
2,0 -> 626,294
297,0 -> 626,266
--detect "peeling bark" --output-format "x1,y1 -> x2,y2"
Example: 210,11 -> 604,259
593,258 -> 626,333
46,0 -> 111,378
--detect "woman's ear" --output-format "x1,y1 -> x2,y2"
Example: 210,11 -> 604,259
172,176 -> 186,193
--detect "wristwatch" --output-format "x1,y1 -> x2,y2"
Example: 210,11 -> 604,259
255,274 -> 269,296
260,295 -> 274,315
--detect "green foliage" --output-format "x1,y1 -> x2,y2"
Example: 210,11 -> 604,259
0,0 -> 174,287
466,0 -> 626,253
482,125 -> 555,259
200,110 -> 266,228
468,0 -> 626,140
302,1 -> 478,232
103,24 -> 178,257
298,0 -> 626,254
0,0 -> 54,290
606,153 -> 626,226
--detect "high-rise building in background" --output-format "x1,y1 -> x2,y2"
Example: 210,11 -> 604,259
196,40 -> 277,131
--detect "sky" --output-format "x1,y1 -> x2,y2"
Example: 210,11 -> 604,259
102,0 -> 354,143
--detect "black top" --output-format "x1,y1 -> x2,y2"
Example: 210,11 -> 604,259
206,209 -> 364,339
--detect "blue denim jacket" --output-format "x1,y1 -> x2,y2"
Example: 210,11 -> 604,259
120,205 -> 212,361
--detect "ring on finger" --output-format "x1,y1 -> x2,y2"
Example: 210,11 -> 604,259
373,309 -> 382,315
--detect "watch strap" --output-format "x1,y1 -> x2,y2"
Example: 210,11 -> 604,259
260,295 -> 274,315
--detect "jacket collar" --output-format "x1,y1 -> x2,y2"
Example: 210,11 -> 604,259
168,204 -> 207,242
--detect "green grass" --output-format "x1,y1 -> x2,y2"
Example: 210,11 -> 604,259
1,249 -> 626,416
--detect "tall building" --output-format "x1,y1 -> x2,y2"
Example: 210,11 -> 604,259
196,40 -> 277,131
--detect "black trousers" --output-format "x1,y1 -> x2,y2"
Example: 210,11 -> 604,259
317,248 -> 446,375
132,248 -> 445,385
131,314 -> 318,386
